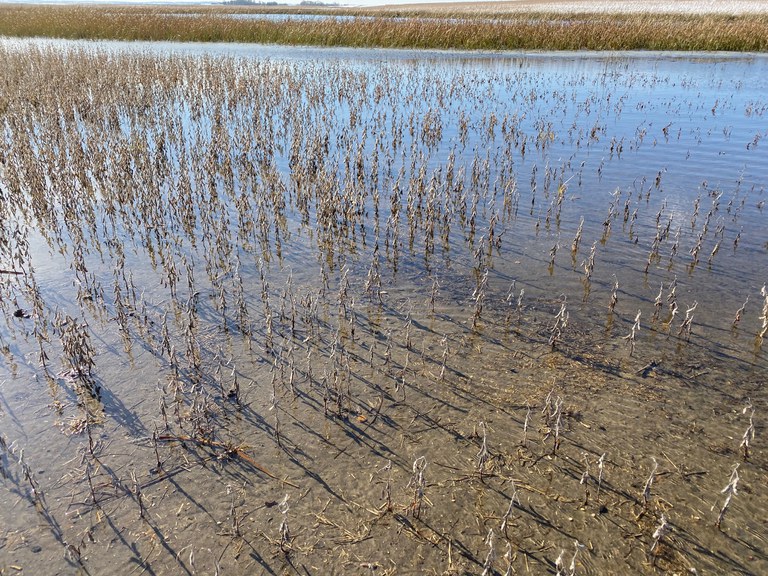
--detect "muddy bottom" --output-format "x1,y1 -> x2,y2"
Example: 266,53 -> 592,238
2,284 -> 765,575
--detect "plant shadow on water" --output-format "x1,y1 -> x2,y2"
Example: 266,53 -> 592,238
0,39 -> 767,575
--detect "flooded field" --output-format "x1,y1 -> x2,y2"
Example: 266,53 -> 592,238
1,39 -> 767,575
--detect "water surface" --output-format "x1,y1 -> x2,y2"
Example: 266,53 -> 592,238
1,38 -> 766,575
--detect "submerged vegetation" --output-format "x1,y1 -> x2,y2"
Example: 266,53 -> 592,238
1,3 -> 768,51
1,39 -> 767,574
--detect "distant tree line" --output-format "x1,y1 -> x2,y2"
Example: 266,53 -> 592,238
221,0 -> 340,5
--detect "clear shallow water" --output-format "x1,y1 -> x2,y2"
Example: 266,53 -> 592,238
1,39 -> 767,575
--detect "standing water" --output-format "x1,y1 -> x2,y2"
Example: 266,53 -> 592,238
1,39 -> 766,574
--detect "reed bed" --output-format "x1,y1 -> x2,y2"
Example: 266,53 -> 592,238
2,3 -> 768,51
0,40 -> 766,574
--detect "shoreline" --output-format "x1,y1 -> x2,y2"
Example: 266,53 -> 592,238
6,34 -> 768,59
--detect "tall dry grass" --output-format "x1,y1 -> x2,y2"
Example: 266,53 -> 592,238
1,4 -> 767,51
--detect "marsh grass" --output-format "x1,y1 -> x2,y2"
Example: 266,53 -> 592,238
0,4 -> 768,51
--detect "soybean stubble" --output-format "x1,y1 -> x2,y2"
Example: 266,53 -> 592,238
0,40 -> 766,575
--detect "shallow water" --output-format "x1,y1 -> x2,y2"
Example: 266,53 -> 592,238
0,39 -> 766,575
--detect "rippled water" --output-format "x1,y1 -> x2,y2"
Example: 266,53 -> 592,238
1,39 -> 766,575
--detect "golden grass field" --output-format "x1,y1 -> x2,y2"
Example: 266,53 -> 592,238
369,0 -> 768,15
1,1 -> 768,50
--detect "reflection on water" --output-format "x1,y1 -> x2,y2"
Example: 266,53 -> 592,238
0,38 -> 766,575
